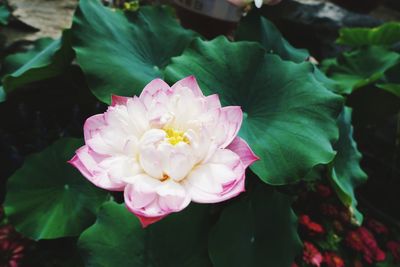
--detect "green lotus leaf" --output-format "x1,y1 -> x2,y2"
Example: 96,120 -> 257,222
4,138 -> 108,240
337,22 -> 400,47
1,38 -> 54,76
78,202 -> 212,267
165,37 -> 342,185
0,4 -> 10,25
323,46 -> 400,94
208,182 -> 302,267
71,0 -> 197,104
377,63 -> 400,97
329,107 -> 368,225
236,11 -> 309,63
2,31 -> 74,94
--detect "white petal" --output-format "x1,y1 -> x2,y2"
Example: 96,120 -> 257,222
124,174 -> 162,210
156,180 -> 190,212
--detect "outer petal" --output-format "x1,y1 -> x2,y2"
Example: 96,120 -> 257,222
83,114 -> 106,143
69,146 -> 125,191
124,175 -> 190,227
214,106 -> 243,148
139,78 -> 171,109
111,95 -> 130,106
227,137 -> 259,168
136,215 -> 166,228
205,94 -> 221,109
171,75 -> 204,97
124,174 -> 162,210
185,149 -> 245,203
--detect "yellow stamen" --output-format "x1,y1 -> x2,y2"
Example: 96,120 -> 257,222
164,128 -> 189,146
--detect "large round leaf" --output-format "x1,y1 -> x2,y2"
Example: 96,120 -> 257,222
377,63 -> 400,98
2,31 -> 74,94
4,138 -> 108,240
165,37 -> 342,185
208,181 -> 302,267
71,0 -> 197,104
329,107 -> 368,225
1,38 -> 54,76
322,46 -> 400,95
235,11 -> 308,63
0,4 -> 10,25
78,202 -> 212,267
337,22 -> 400,47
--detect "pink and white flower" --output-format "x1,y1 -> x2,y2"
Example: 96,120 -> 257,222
69,76 -> 258,227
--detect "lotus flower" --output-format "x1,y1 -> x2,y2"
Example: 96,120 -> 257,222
227,0 -> 282,8
70,76 -> 258,227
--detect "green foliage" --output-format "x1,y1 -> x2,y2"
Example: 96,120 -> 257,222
1,31 -> 74,95
337,22 -> 400,47
71,0 -> 197,104
0,4 -> 10,25
165,37 -> 342,185
322,46 -> 400,95
377,63 -> 400,97
4,138 -> 108,240
1,38 -> 54,75
208,182 -> 302,267
235,12 -> 309,63
3,1 -> 388,266
329,108 -> 368,225
323,22 -> 400,99
78,202 -> 212,267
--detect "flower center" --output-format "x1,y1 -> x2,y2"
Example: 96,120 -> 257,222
164,128 -> 189,146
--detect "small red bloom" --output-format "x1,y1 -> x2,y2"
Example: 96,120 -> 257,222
366,219 -> 389,235
0,240 -> 24,267
387,241 -> 400,262
303,241 -> 323,267
323,252 -> 345,267
299,215 -> 325,235
0,225 -> 16,241
320,204 -> 339,218
291,263 -> 299,267
316,184 -> 331,198
346,227 -> 386,264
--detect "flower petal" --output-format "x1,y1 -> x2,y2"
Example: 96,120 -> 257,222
139,78 -> 171,108
214,106 -> 243,148
111,95 -> 130,106
69,146 -> 125,190
83,114 -> 106,143
124,175 -> 190,227
156,180 -> 191,212
205,94 -> 221,109
171,75 -> 204,97
124,174 -> 161,210
227,137 -> 259,167
136,215 -> 166,228
185,149 -> 244,203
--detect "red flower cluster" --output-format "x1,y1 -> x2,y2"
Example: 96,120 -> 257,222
0,240 -> 24,267
387,241 -> 400,262
303,241 -> 323,267
320,203 -> 339,218
366,218 -> 389,235
299,215 -> 325,235
316,184 -> 332,198
0,224 -> 25,267
346,227 -> 386,264
323,252 -> 345,267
